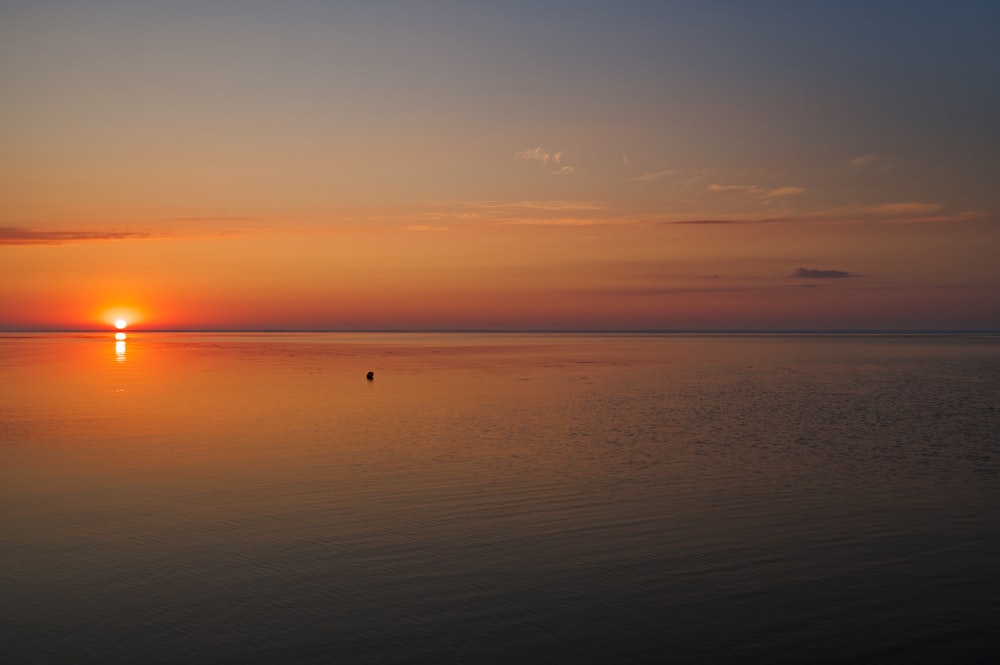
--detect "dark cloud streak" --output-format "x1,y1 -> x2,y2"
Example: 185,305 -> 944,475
662,218 -> 780,226
791,267 -> 854,279
0,227 -> 152,246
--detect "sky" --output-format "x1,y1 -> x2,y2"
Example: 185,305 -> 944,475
2,0 -> 999,330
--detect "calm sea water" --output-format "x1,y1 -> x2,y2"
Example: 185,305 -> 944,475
2,333 -> 999,664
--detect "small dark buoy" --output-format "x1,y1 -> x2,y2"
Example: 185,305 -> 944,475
366,371 -> 374,380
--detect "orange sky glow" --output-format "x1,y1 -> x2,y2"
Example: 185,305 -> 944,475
2,2 -> 998,330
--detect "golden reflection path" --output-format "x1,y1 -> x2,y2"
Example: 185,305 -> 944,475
114,332 -> 126,362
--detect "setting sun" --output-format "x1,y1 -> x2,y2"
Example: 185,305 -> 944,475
114,319 -> 127,330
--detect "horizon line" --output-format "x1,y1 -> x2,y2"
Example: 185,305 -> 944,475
3,328 -> 999,335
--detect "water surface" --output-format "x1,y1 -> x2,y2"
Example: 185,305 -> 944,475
2,333 -> 999,663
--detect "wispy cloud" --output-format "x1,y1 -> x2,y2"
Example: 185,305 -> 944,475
707,184 -> 805,198
172,216 -> 249,223
892,210 -> 987,224
499,217 -> 626,227
405,225 -> 448,232
763,187 -> 805,198
415,211 -> 482,222
865,202 -> 943,215
847,153 -> 878,168
513,145 -> 562,166
662,218 -> 780,225
791,267 -> 855,279
479,201 -> 605,212
707,184 -> 761,194
0,227 -> 152,246
634,170 -> 673,182
660,203 -> 987,226
418,200 -> 616,227
814,202 -> 984,223
513,146 -> 577,175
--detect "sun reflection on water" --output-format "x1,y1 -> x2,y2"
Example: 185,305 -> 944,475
111,321 -> 128,362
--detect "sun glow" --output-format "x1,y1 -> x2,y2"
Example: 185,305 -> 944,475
99,306 -> 143,331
